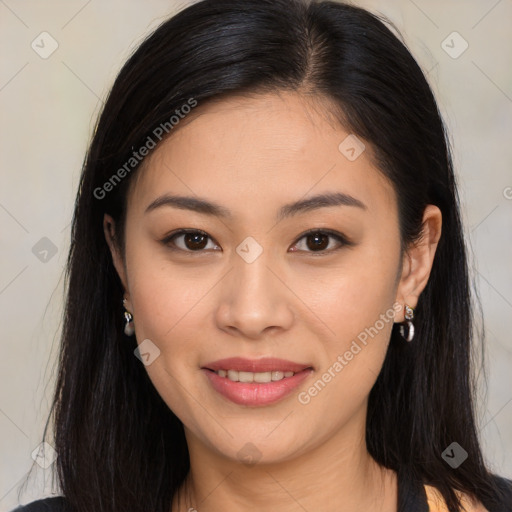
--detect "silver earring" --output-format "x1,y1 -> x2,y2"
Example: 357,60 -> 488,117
399,304 -> 415,342
123,298 -> 135,336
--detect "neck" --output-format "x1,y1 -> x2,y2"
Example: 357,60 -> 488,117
172,415 -> 397,512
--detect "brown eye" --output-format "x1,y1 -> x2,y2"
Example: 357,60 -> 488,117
305,232 -> 329,251
182,232 -> 208,250
291,229 -> 351,254
163,229 -> 219,252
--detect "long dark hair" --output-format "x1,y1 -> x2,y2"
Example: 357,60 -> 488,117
30,0 -> 508,510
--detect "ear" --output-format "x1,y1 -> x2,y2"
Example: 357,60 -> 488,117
103,214 -> 130,301
394,204 -> 442,321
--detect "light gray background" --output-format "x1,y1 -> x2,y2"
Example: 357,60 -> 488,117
1,1 -> 511,510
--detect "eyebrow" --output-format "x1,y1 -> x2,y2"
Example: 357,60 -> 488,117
144,191 -> 367,221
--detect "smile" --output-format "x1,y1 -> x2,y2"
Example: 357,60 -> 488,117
201,357 -> 313,406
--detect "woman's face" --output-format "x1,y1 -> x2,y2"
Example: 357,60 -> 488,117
105,91 -> 438,466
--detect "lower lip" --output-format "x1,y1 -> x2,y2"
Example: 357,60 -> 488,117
202,368 -> 313,406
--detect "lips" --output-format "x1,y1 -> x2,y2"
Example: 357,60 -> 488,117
202,357 -> 312,373
201,357 -> 313,406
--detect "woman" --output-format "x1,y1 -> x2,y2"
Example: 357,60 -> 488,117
12,0 -> 512,511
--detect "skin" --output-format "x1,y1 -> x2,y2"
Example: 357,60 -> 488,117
104,90 -> 442,512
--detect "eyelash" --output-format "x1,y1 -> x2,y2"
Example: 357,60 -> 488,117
160,228 -> 353,255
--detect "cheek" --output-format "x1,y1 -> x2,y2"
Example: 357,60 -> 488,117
294,243 -> 399,345
293,246 -> 398,404
125,240 -> 213,369
298,285 -> 395,424
125,247 -> 214,424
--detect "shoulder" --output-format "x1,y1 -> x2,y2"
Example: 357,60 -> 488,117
425,485 -> 487,511
10,496 -> 70,512
425,475 -> 512,512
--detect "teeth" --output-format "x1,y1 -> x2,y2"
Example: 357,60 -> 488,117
271,371 -> 284,381
215,369 -> 296,382
254,372 -> 271,383
238,371 -> 254,383
227,369 -> 238,381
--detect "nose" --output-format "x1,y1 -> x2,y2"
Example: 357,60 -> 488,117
215,245 -> 295,340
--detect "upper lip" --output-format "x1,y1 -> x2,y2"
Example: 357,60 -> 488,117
202,357 -> 313,373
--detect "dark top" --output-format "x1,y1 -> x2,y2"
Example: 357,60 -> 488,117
11,497 -> 68,512
10,472 -> 512,511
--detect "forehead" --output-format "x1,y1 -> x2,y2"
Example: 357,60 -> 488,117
128,91 -> 397,220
